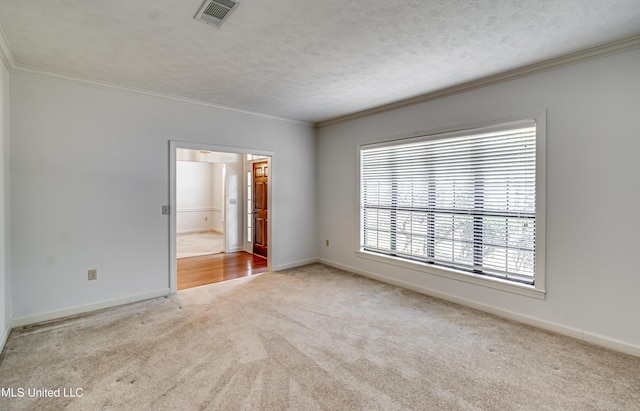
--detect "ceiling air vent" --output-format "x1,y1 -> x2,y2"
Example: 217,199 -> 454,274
194,0 -> 239,27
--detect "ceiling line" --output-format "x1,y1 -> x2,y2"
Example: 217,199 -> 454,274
1,19 -> 638,128
14,63 -> 312,126
0,22 -> 310,126
315,35 -> 640,128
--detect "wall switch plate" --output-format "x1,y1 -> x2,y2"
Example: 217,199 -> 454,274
325,239 -> 330,246
88,269 -> 97,281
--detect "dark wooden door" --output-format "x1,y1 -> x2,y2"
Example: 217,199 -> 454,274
252,161 -> 268,258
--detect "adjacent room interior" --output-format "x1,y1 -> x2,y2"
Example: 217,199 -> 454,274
176,150 -> 226,260
0,1 -> 639,409
175,148 -> 269,290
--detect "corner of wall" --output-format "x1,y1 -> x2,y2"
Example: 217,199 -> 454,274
0,23 -> 16,73
0,50 -> 11,355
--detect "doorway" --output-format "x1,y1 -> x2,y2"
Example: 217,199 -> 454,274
169,141 -> 273,293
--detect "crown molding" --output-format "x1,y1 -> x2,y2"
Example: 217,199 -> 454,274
316,35 -> 640,128
0,22 -> 310,126
0,23 -> 16,71
13,65 -> 311,126
1,15 -> 639,129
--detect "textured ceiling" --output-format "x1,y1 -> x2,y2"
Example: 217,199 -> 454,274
1,0 -> 640,123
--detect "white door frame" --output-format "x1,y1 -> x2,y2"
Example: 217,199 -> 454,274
169,140 -> 274,293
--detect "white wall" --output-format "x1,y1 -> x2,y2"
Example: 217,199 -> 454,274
176,161 -> 219,234
317,48 -> 640,352
176,154 -> 243,250
10,72 -> 317,320
0,59 -> 10,341
176,149 -> 239,235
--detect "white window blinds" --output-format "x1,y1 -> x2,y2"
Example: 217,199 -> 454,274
360,121 -> 537,284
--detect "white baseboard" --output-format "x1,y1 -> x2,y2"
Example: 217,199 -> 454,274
0,322 -> 11,355
10,288 -> 171,328
319,258 -> 640,358
274,258 -> 319,271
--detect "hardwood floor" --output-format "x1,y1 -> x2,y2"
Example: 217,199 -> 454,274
177,251 -> 268,291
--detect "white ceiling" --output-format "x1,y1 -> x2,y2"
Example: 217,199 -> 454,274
1,0 -> 639,123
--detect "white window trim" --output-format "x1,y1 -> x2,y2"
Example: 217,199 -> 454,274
356,111 -> 546,299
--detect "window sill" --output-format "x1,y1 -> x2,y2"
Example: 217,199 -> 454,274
355,250 -> 546,300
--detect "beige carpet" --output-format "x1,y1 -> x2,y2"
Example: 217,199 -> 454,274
176,230 -> 224,259
1,264 -> 639,410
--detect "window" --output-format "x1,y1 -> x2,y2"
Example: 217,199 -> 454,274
359,115 -> 545,295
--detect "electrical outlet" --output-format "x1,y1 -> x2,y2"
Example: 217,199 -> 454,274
205,216 -> 208,221
325,239 -> 330,247
88,269 -> 97,281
